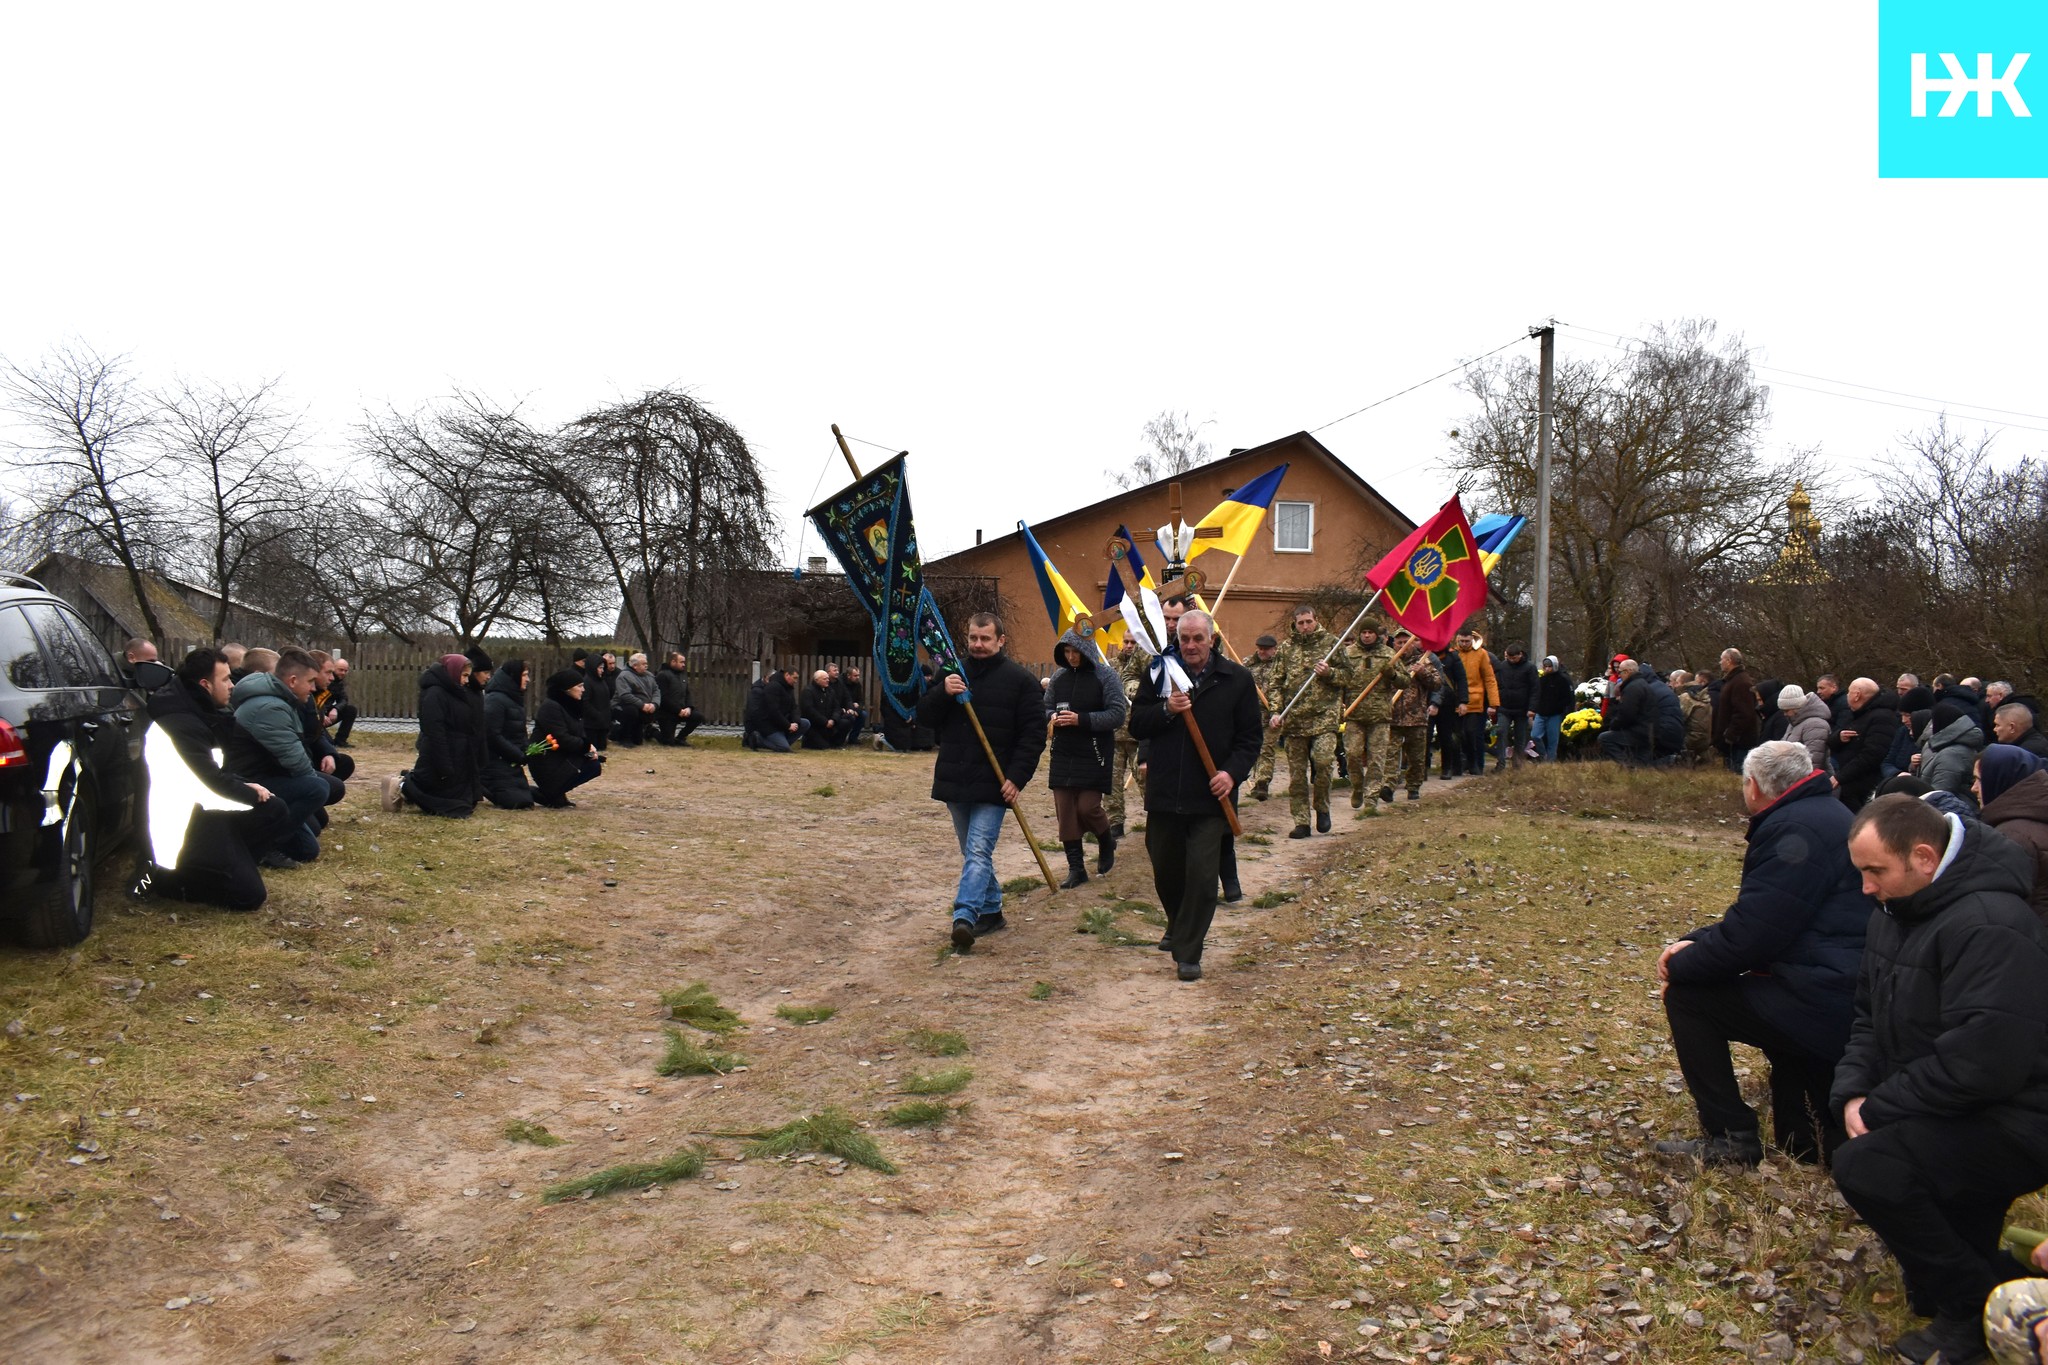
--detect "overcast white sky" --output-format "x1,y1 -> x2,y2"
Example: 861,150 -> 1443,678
4,4 -> 2042,565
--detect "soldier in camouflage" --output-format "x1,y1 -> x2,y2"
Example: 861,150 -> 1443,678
1266,603 -> 1357,839
1106,638 -> 1146,836
1343,619 -> 1410,816
1386,628 -> 1444,802
1247,633 -> 1280,801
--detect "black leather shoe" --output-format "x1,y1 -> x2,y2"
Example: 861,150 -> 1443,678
1908,1312 -> 1990,1364
1177,961 -> 1202,982
971,914 -> 1007,938
1652,1132 -> 1763,1167
1316,810 -> 1331,834
1289,825 -> 1311,840
1156,935 -> 1172,952
1221,881 -> 1243,904
949,920 -> 976,952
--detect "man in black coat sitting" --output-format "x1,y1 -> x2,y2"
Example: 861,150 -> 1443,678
1654,741 -> 1873,1166
1831,794 -> 2048,1365
1829,676 -> 1902,812
1128,609 -> 1262,982
917,613 -> 1046,952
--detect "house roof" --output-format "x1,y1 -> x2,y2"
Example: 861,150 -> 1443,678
26,551 -> 313,641
940,430 -> 1415,559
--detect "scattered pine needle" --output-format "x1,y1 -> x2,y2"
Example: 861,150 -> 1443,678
502,1119 -> 565,1147
725,1109 -> 897,1174
656,1028 -> 746,1076
775,1004 -> 836,1024
905,1028 -> 968,1056
1027,981 -> 1053,1000
884,1100 -> 960,1128
900,1065 -> 973,1096
1251,890 -> 1299,908
1078,905 -> 1152,947
661,983 -> 743,1034
1000,875 -> 1043,895
542,1147 -> 705,1203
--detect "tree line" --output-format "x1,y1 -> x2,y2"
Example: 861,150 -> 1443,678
0,344 -> 779,653
1450,320 -> 2048,688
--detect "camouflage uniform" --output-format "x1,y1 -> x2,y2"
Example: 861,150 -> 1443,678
1106,647 -> 1145,828
1267,627 -> 1357,828
1248,652 -> 1279,798
1343,637 -> 1410,814
1387,650 -> 1443,798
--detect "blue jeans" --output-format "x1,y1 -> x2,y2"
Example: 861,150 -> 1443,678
268,770 -> 330,861
751,719 -> 811,752
946,801 -> 1007,924
1531,714 -> 1562,760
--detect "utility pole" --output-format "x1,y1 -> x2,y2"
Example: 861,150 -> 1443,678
1529,321 -> 1556,665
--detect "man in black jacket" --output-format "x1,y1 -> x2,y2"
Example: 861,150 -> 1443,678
1832,795 -> 2048,1364
917,613 -> 1046,952
1128,609 -> 1262,982
1830,677 -> 1902,812
742,666 -> 808,752
1493,642 -> 1538,771
140,650 -> 295,910
1654,742 -> 1872,1166
655,652 -> 701,746
801,670 -> 847,749
1598,659 -> 1652,765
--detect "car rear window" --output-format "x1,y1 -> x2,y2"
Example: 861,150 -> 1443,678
21,604 -> 105,690
0,606 -> 51,689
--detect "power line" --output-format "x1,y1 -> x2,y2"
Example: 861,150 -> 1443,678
1309,336 -> 1528,434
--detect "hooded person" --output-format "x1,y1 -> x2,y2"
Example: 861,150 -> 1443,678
1045,626 -> 1128,887
1918,699 -> 1986,803
1977,744 -> 2048,922
531,666 -> 602,807
1780,685 -> 1834,771
480,657 -> 538,810
387,654 -> 481,818
582,651 -> 616,751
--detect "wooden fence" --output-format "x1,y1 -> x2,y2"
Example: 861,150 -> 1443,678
158,637 -> 1057,726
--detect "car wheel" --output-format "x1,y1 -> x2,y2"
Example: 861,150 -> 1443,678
13,786 -> 97,948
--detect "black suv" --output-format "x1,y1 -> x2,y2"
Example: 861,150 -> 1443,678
0,573 -> 147,946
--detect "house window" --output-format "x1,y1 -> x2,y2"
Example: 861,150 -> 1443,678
1273,501 -> 1314,553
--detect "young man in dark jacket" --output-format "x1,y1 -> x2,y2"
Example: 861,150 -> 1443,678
744,667 -> 808,751
1531,656 -> 1573,762
1493,642 -> 1538,771
917,614 -> 1046,951
1831,795 -> 2048,1364
1830,677 -> 1902,812
1432,647 -> 1468,778
1654,742 -> 1873,1166
1128,609 -> 1262,981
655,652 -> 701,746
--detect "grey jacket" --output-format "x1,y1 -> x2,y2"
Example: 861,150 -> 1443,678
613,666 -> 659,709
1785,694 -> 1834,771
230,671 -> 313,777
1920,715 -> 1987,797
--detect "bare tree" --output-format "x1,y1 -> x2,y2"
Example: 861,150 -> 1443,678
544,389 -> 777,655
157,376 -> 312,638
1,344 -> 171,639
1452,320 -> 1804,674
1112,409 -> 1213,490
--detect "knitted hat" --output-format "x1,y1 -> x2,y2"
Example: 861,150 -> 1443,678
465,645 -> 494,674
1255,635 -> 1278,649
1931,699 -> 1973,733
1778,685 -> 1806,711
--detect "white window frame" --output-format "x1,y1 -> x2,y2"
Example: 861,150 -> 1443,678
1272,500 -> 1315,554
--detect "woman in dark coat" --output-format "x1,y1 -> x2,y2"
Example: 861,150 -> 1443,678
1978,744 -> 2048,922
480,658 -> 538,810
582,652 -> 616,752
1045,628 -> 1128,887
399,654 -> 481,818
533,667 -> 603,808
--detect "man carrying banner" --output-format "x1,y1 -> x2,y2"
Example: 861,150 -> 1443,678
1343,618 -> 1410,816
918,612 -> 1047,952
1248,634 -> 1280,801
1129,609 -> 1262,981
1267,603 -> 1357,839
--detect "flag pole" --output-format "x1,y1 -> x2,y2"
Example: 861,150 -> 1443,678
835,425 -> 1059,895
1108,547 -> 1241,832
1272,591 -> 1385,727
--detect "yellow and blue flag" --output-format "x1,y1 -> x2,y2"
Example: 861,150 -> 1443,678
1102,525 -> 1166,654
1020,520 -> 1098,659
1471,513 -> 1528,575
1188,463 -> 1289,559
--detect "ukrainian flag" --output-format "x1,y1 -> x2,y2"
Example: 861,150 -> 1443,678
1020,520 -> 1098,658
1188,463 -> 1289,559
1102,525 -> 1166,654
1471,513 -> 1528,575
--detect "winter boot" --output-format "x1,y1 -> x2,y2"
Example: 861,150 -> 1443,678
1097,827 -> 1118,875
1060,841 -> 1089,889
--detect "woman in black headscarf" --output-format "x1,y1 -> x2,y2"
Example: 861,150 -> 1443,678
480,656 -> 539,810
533,667 -> 604,808
391,653 -> 481,818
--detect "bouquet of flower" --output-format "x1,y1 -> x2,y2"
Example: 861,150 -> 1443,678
524,735 -> 559,759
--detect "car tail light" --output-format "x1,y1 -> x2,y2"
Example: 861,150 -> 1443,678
0,718 -> 24,769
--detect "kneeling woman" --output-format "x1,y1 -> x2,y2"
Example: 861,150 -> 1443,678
393,654 -> 482,818
532,667 -> 604,808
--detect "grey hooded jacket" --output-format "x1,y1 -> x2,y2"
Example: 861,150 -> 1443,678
1921,715 -> 1987,797
1785,694 -> 1834,771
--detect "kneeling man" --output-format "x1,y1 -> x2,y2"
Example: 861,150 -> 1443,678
1655,740 -> 1872,1165
1832,794 -> 2048,1365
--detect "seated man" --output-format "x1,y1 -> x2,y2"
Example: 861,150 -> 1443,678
655,651 -> 702,746
801,669 -> 846,748
1831,794 -> 2048,1365
610,652 -> 660,747
742,666 -> 809,752
1654,741 -> 1873,1165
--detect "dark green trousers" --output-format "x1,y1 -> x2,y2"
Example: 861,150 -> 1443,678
1145,811 -> 1228,964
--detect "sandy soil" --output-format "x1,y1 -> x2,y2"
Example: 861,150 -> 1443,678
4,740 -> 1436,1364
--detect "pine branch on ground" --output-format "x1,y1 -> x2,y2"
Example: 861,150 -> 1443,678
542,1147 -> 706,1202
